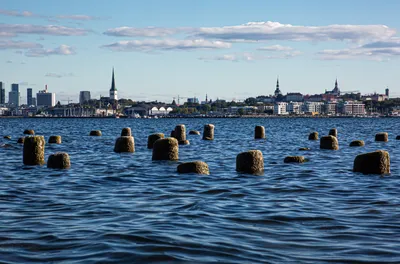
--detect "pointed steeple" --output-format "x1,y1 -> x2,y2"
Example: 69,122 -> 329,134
335,78 -> 338,89
110,67 -> 117,92
274,76 -> 282,97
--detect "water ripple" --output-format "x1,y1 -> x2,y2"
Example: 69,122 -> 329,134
0,117 -> 399,263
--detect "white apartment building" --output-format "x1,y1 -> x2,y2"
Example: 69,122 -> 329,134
274,102 -> 288,115
324,102 -> 338,115
303,102 -> 324,114
341,102 -> 366,115
287,102 -> 304,114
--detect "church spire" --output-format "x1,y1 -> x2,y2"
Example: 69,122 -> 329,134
274,76 -> 282,97
109,67 -> 118,101
335,78 -> 338,89
110,67 -> 116,91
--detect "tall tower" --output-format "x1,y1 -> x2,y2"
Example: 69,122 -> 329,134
27,88 -> 33,106
274,77 -> 282,97
110,67 -> 118,101
385,87 -> 389,98
0,82 -> 4,105
9,83 -> 20,107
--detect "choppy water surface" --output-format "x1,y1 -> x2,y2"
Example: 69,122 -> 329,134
0,118 -> 399,263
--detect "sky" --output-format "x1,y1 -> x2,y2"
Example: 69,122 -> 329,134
1,0 -> 400,104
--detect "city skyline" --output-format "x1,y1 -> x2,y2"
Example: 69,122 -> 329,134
1,0 -> 400,103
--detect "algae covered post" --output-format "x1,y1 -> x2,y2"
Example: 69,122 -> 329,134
177,161 -> 210,175
236,150 -> 264,174
48,135 -> 62,144
152,138 -> 179,161
23,135 -> 45,165
353,150 -> 390,175
147,133 -> 165,149
114,136 -> 135,153
203,124 -> 215,140
47,152 -> 71,169
254,125 -> 266,139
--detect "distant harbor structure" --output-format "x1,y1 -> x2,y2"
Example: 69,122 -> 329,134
37,85 -> 55,108
79,91 -> 91,105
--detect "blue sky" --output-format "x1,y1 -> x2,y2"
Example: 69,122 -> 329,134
1,0 -> 400,103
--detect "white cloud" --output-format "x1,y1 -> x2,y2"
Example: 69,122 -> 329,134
45,72 -> 74,78
25,45 -> 75,57
318,39 -> 400,60
102,39 -> 231,52
0,40 -> 42,50
194,21 -> 396,42
45,73 -> 63,78
104,26 -> 186,37
0,9 -> 37,17
0,23 -> 90,36
0,9 -> 104,21
0,32 -> 17,38
56,15 -> 103,21
257,45 -> 293,51
199,51 -> 301,62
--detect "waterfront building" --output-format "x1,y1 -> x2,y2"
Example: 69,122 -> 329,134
287,102 -> 304,114
273,102 -> 288,115
150,106 -> 173,116
303,101 -> 324,114
340,101 -> 366,115
0,82 -> 5,104
286,92 -> 303,102
79,91 -> 91,104
324,102 -> 338,115
37,85 -> 55,108
361,92 -> 388,102
8,83 -> 20,107
0,107 -> 9,115
32,97 -> 36,106
27,88 -> 33,106
110,68 -> 118,101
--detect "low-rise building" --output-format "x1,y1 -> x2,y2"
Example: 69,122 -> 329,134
340,101 -> 366,115
274,102 -> 288,115
286,93 -> 303,102
303,102 -> 324,114
287,102 -> 303,114
324,102 -> 338,115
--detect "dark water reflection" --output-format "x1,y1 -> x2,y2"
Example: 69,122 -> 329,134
0,118 -> 399,263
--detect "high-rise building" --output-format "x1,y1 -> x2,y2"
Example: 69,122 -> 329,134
110,68 -> 118,101
32,97 -> 37,107
8,83 -> 20,107
27,88 -> 33,106
0,82 -> 5,105
79,91 -> 91,104
37,85 -> 55,108
385,87 -> 389,98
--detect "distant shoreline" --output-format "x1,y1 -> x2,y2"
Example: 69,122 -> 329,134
0,115 -> 396,119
